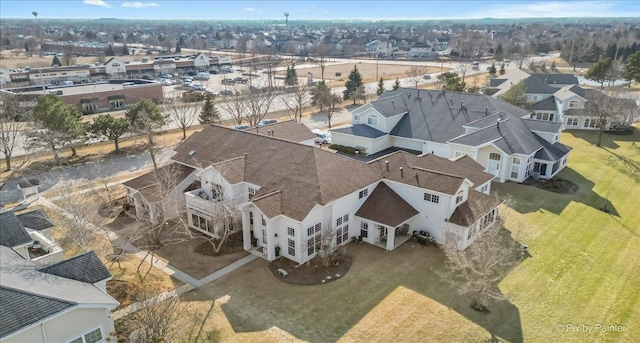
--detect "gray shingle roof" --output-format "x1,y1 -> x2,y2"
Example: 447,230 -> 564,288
332,124 -> 386,138
0,211 -> 33,248
533,135 -> 573,162
0,286 -> 75,339
369,92 -> 410,118
355,182 -> 419,227
386,89 -> 530,144
524,76 -> 557,94
522,119 -> 563,133
0,246 -> 117,337
568,85 -> 585,98
531,96 -> 557,111
16,209 -> 55,232
530,73 -> 579,86
449,117 -> 543,155
39,251 -> 111,284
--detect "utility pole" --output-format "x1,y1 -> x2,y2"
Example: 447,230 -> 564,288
569,37 -> 576,71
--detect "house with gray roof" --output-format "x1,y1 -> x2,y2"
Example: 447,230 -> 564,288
488,72 -> 636,130
125,125 -> 503,265
331,88 -> 572,183
0,209 -> 63,264
0,245 -> 117,343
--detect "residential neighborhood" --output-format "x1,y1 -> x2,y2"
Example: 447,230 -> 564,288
1,1 -> 640,342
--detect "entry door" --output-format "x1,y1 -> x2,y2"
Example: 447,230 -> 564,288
487,160 -> 500,177
539,163 -> 548,176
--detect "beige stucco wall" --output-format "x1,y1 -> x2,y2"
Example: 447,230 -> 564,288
2,307 -> 116,343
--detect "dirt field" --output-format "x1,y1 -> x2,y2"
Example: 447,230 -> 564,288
282,62 -> 447,83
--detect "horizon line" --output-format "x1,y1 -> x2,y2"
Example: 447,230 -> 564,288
1,15 -> 638,20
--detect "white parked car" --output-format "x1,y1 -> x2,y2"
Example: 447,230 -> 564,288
313,130 -> 331,144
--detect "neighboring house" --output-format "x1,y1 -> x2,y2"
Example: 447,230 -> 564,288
125,125 -> 503,265
0,210 -> 117,343
365,40 -> 393,57
0,247 -> 117,343
0,209 -> 63,264
435,37 -> 450,51
490,72 -> 637,130
331,88 -> 572,182
404,43 -> 433,58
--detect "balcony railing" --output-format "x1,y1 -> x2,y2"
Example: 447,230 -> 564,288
28,231 -> 63,264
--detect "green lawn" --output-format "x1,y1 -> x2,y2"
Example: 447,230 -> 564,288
178,128 -> 639,343
494,128 -> 640,342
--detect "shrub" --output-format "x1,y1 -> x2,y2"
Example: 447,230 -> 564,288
328,144 -> 359,155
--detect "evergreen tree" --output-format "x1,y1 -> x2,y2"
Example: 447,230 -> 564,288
499,63 -> 506,75
438,72 -> 466,92
24,42 -> 29,52
105,44 -> 115,56
392,77 -> 400,91
122,44 -> 129,55
175,41 -> 182,53
489,62 -> 497,75
51,55 -> 61,66
585,57 -> 612,89
495,43 -> 503,59
540,62 -> 547,73
622,51 -> 640,86
90,114 -> 129,153
551,60 -> 557,71
376,77 -> 385,95
199,93 -> 221,124
343,65 -> 363,105
311,81 -> 331,112
284,66 -> 298,86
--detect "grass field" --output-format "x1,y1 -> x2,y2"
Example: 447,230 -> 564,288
283,62 -> 447,84
175,127 -> 639,342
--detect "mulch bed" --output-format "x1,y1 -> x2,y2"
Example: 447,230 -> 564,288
524,177 -> 579,194
194,231 -> 244,256
106,279 -> 136,310
268,252 -> 353,286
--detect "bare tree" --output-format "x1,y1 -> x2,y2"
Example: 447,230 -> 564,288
280,83 -> 311,123
325,91 -> 342,129
317,225 -> 339,268
219,83 -> 275,128
405,65 -> 428,89
0,94 -> 29,171
125,99 -> 167,171
61,43 -> 75,66
312,44 -> 331,82
164,94 -> 200,140
437,205 -> 527,312
125,286 -> 185,343
584,90 -> 638,147
455,64 -> 471,83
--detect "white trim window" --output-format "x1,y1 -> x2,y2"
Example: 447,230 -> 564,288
567,117 -> 579,126
288,238 -> 295,256
367,115 -> 378,126
360,222 -> 369,239
335,214 -> 349,244
307,223 -> 322,256
424,192 -> 440,203
455,191 -> 464,204
68,328 -> 103,343
489,152 -> 501,161
584,118 -> 598,128
454,151 -> 467,158
511,157 -> 521,179
569,100 -> 579,108
358,188 -> 369,199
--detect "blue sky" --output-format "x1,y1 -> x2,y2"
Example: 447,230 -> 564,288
1,1 -> 638,20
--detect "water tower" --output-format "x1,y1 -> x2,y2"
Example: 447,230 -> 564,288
284,12 -> 289,26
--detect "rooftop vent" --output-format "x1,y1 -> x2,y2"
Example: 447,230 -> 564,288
400,166 -> 404,178
385,160 -> 389,172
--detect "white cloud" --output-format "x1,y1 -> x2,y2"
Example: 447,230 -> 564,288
462,1 -> 630,18
121,2 -> 159,8
83,0 -> 111,7
244,7 -> 255,12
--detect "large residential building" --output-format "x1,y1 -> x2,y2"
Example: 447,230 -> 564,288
0,210 -> 118,343
124,123 -> 503,265
488,72 -> 638,130
331,88 -> 572,182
